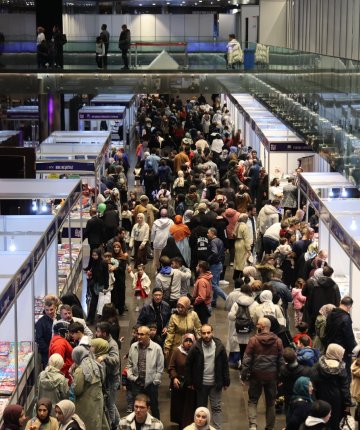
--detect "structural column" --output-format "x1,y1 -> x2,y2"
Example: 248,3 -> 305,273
39,93 -> 62,142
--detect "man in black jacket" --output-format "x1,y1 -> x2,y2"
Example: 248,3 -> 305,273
35,297 -> 57,367
118,24 -> 131,70
207,227 -> 227,307
83,207 -> 105,270
137,288 -> 171,346
185,324 -> 230,430
324,296 -> 356,377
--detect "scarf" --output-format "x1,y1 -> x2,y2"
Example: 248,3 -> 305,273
36,398 -> 53,424
170,219 -> 191,242
183,210 -> 194,224
72,346 -> 100,383
56,400 -> 86,430
292,376 -> 313,403
325,343 -> 345,368
319,304 -> 335,317
47,353 -> 64,372
90,338 -> 109,358
0,405 -> 23,430
178,333 -> 196,355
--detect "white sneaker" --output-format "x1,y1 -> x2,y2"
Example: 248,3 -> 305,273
135,306 -> 139,312
219,280 -> 229,286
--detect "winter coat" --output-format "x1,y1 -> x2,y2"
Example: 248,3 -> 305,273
313,356 -> 351,430
296,347 -> 320,367
164,310 -> 201,354
137,301 -> 171,333
151,217 -> 173,250
155,267 -> 191,301
37,367 -> 69,413
257,204 -> 280,234
313,315 -> 327,354
73,362 -> 106,430
286,397 -> 312,430
233,222 -> 251,271
279,362 -> 315,404
228,293 -> 258,345
324,307 -> 356,355
129,271 -> 151,295
185,337 -> 230,391
351,360 -> 360,402
254,301 -> 286,326
282,183 -> 298,208
193,271 -> 212,306
120,412 -> 163,430
35,313 -> 55,366
48,335 -> 73,381
269,278 -> 293,310
227,38 -> 243,65
241,331 -> 284,381
292,288 -> 306,310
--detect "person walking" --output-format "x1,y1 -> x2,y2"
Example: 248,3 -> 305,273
127,326 -> 164,419
185,324 -> 230,430
100,24 -> 110,68
119,24 -> 131,70
207,227 -> 227,308
192,261 -> 212,324
83,207 -> 105,270
233,214 -> 252,281
119,394 -> 164,430
241,317 -> 284,430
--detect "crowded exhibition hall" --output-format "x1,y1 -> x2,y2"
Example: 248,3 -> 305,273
1,1 -> 360,429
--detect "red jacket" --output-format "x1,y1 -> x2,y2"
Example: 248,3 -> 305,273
193,271 -> 212,306
48,335 -> 73,382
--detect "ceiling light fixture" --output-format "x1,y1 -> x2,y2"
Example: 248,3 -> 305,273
341,188 -> 348,197
9,236 -> 16,252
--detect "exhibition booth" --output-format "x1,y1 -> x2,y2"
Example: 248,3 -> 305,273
298,172 -> 360,331
223,93 -> 313,181
6,106 -> 39,146
0,179 -> 83,421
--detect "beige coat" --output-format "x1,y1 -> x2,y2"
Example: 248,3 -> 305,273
233,222 -> 251,271
351,360 -> 360,402
164,310 -> 201,354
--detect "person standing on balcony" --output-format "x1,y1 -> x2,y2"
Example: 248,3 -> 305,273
100,24 -> 110,68
119,24 -> 131,70
226,34 -> 243,69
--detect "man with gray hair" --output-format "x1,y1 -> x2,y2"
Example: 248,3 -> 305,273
241,317 -> 284,430
151,209 -> 174,270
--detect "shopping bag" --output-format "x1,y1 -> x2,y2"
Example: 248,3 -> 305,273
96,290 -> 111,315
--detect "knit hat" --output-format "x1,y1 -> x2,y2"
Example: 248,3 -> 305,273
177,296 -> 191,309
259,290 -> 273,303
309,400 -> 331,419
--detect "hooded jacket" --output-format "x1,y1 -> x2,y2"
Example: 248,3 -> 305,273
37,367 -> 69,410
241,331 -> 284,381
279,361 -> 315,403
257,204 -> 280,234
223,208 -> 241,239
193,271 -> 213,306
185,337 -> 230,391
151,217 -> 174,250
155,267 -> 191,301
228,293 -> 258,343
324,308 -> 356,354
48,335 -> 73,381
296,347 -> 320,367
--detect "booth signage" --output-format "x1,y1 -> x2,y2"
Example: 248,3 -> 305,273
269,142 -> 312,152
0,281 -> 16,321
352,243 -> 360,270
34,237 -> 46,268
16,259 -> 33,294
7,112 -> 39,120
91,101 -> 131,107
329,217 -> 352,257
79,113 -> 124,120
46,221 -> 57,244
36,161 -> 95,172
308,188 -> 320,212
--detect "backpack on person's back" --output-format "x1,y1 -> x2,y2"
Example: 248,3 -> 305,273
235,303 -> 254,334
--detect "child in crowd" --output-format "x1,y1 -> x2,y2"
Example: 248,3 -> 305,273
95,36 -> 105,69
296,336 -> 319,367
279,220 -> 289,238
134,162 -> 142,187
121,203 -> 133,243
121,367 -> 133,413
103,252 -> 119,291
291,278 -> 307,325
274,237 -> 295,268
148,323 -> 163,346
293,321 -> 312,346
128,264 -> 151,312
128,191 -> 138,211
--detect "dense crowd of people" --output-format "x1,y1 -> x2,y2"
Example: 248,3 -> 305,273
3,94 -> 359,430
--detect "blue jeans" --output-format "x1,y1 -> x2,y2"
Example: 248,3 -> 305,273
106,377 -> 120,428
210,262 -> 227,306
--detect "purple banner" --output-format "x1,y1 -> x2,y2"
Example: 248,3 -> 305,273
79,112 -> 123,120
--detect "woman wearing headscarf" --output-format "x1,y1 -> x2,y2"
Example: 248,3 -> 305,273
233,214 -> 252,281
286,377 -> 313,430
254,290 -> 286,326
55,400 -> 86,430
164,296 -> 201,362
37,353 -> 69,413
183,209 -> 194,226
169,215 -> 191,267
312,304 -> 336,354
160,236 -> 186,265
71,346 -> 107,430
0,405 -> 27,430
25,398 -> 58,430
312,343 -> 352,430
129,213 -> 149,269
168,333 -> 197,429
183,406 -> 216,430
90,338 -> 110,383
